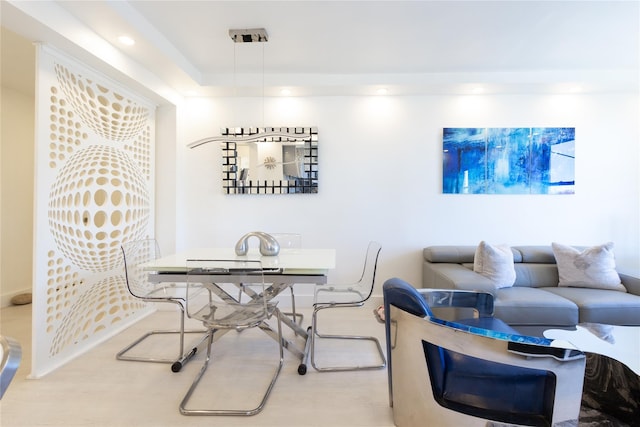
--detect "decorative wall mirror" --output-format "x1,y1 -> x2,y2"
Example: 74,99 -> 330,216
221,127 -> 318,194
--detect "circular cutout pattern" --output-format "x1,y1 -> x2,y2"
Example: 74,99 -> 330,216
55,64 -> 149,141
48,86 -> 87,168
48,145 -> 150,272
45,250 -> 81,334
50,274 -> 146,356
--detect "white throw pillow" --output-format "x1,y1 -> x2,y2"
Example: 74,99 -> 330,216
473,241 -> 516,288
551,242 -> 625,292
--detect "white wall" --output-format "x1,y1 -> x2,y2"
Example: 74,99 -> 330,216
172,92 -> 639,302
155,104 -> 178,256
0,85 -> 34,307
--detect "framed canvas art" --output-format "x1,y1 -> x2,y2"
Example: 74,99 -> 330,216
443,127 -> 575,194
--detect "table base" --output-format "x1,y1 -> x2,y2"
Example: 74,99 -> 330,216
579,353 -> 639,426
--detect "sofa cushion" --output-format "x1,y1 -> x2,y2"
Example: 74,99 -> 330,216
473,241 -> 517,289
512,246 -> 556,264
423,246 -> 477,264
493,287 -> 578,326
513,264 -> 559,288
423,262 -> 497,293
552,242 -> 625,292
423,245 -> 522,264
542,287 -> 640,326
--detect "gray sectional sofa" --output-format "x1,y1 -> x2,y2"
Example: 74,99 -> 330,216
422,245 -> 640,333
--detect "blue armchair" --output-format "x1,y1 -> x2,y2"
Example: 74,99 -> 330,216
383,278 -> 586,427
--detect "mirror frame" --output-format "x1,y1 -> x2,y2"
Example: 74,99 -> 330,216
221,127 -> 318,195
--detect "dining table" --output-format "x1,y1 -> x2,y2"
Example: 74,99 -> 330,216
143,247 -> 336,375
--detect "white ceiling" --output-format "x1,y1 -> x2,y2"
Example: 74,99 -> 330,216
1,1 -> 639,99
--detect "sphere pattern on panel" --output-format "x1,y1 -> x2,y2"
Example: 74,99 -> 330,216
45,250 -> 84,334
125,125 -> 152,180
50,274 -> 146,356
48,86 -> 88,169
48,145 -> 150,272
55,64 -> 149,142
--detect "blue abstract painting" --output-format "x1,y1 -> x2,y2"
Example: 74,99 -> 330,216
443,127 -> 575,194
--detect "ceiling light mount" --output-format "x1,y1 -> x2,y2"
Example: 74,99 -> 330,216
229,28 -> 268,43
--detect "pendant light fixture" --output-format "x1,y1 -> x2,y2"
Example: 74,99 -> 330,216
188,28 -> 312,149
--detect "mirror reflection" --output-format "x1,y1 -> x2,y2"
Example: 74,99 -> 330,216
222,127 -> 318,195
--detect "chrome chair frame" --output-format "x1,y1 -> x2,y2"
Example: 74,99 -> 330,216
117,239 -> 207,372
1,336 -> 22,399
310,241 -> 386,372
179,259 -> 284,416
383,278 -> 586,427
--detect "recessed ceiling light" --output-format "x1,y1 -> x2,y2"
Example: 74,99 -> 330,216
471,86 -> 484,94
376,88 -> 388,95
280,88 -> 292,96
117,35 -> 135,46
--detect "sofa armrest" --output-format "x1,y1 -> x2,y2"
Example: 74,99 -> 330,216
423,262 -> 497,294
621,273 -> 640,296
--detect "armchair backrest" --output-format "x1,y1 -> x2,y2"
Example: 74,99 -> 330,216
382,278 -> 432,318
382,278 -> 585,427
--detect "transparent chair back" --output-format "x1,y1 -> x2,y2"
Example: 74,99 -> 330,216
315,241 -> 382,305
118,239 -> 207,370
180,258 -> 284,416
185,259 -> 269,330
270,233 -> 302,250
122,239 -> 163,299
269,233 -> 303,325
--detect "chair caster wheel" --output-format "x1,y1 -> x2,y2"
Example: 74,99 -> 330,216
298,364 -> 307,375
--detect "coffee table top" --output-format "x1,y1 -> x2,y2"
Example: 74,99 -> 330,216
544,323 -> 639,375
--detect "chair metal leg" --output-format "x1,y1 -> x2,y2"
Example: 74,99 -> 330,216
310,303 -> 386,372
116,300 -> 207,372
179,314 -> 284,416
1,336 -> 22,399
282,287 -> 304,330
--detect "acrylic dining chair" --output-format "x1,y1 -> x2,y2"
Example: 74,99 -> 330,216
309,241 -> 386,372
180,258 -> 284,416
117,239 -> 206,372
270,233 -> 304,325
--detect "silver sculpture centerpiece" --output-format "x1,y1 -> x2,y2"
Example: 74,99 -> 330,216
235,232 -> 280,256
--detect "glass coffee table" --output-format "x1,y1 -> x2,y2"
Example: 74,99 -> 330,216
544,323 -> 639,425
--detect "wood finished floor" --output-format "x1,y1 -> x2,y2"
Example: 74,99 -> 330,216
0,302 -> 393,427
2,302 -> 633,427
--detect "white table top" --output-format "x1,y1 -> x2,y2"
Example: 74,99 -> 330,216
544,323 -> 640,375
145,247 -> 336,274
